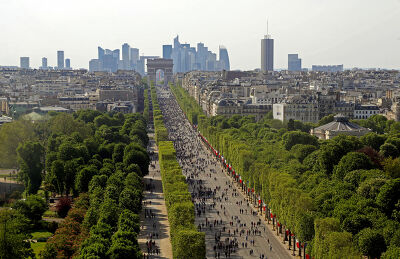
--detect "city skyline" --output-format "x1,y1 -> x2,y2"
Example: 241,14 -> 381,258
1,0 -> 400,70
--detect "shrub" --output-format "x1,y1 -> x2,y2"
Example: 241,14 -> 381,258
55,196 -> 72,218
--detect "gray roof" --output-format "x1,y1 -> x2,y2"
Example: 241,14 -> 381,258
314,115 -> 369,132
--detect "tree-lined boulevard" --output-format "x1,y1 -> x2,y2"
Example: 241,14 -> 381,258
156,85 -> 292,258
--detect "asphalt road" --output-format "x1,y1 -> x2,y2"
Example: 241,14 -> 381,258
157,86 -> 292,259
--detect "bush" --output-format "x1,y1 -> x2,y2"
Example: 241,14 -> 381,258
12,194 -> 48,225
55,197 -> 72,218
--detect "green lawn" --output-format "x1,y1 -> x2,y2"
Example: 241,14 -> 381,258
31,242 -> 46,257
31,231 -> 52,240
43,210 -> 57,218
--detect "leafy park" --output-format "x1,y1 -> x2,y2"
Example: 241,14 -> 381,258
0,106 -> 150,258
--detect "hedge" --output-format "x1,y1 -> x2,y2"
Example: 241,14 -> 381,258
158,141 -> 205,259
150,83 -> 169,144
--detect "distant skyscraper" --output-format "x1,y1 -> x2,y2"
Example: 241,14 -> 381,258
122,43 -> 130,70
261,35 -> 274,71
163,45 -> 172,59
89,59 -> 102,72
219,46 -> 230,71
288,54 -> 302,71
20,57 -> 29,69
65,58 -> 71,69
98,47 -> 105,61
57,51 -> 64,69
100,49 -> 119,72
169,35 -> 225,73
130,48 -> 139,70
41,57 -> 47,69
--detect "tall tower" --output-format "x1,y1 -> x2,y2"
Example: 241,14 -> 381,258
288,54 -> 302,71
65,58 -> 71,69
41,57 -> 48,69
261,35 -> 274,72
130,48 -> 139,70
219,45 -> 230,71
163,45 -> 172,59
57,51 -> 64,69
20,57 -> 30,69
122,43 -> 130,70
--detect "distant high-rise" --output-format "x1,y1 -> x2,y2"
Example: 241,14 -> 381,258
41,57 -> 48,69
89,59 -> 102,72
98,47 -> 105,61
57,51 -> 64,69
169,35 -> 226,73
163,45 -> 172,59
219,46 -> 230,71
20,57 -> 29,69
130,48 -> 139,70
100,49 -> 119,72
122,43 -> 130,70
65,58 -> 71,69
288,54 -> 302,71
261,35 -> 274,71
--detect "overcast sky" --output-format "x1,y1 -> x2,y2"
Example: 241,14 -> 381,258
1,0 -> 399,70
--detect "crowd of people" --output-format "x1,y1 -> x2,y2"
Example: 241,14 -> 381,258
155,86 -> 285,258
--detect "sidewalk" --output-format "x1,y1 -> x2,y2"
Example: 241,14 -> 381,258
138,135 -> 173,259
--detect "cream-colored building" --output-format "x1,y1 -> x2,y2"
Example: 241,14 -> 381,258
310,115 -> 371,140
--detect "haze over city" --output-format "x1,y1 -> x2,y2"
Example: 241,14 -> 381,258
1,0 -> 400,70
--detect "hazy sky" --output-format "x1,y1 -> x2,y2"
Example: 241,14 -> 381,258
1,0 -> 400,70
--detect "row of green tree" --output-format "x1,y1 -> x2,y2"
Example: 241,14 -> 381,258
151,84 -> 206,258
40,110 -> 149,258
150,83 -> 168,144
171,83 -> 400,258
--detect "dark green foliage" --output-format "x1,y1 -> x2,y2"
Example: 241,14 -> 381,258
89,174 -> 108,193
98,198 -> 121,229
291,144 -> 318,163
282,131 -> 318,150
172,229 -> 206,259
107,231 -> 141,259
333,152 -> 374,180
380,143 -> 399,158
113,143 -> 126,163
342,214 -> 372,235
295,213 -> 315,241
75,165 -> 98,193
119,188 -> 142,214
0,210 -> 34,259
360,132 -> 387,151
118,210 -> 140,233
357,228 -> 386,258
123,143 -> 149,176
12,194 -> 47,225
17,141 -> 44,194
376,179 -> 400,217
382,246 -> 400,259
